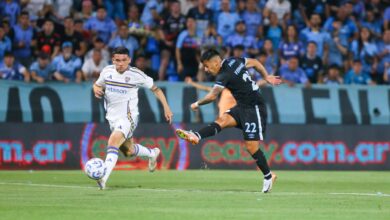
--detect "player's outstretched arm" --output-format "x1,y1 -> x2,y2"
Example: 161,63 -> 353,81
245,58 -> 282,86
190,85 -> 223,111
151,85 -> 173,124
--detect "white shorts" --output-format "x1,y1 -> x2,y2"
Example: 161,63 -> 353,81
109,115 -> 139,139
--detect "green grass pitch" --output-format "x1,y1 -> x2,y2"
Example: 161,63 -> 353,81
0,170 -> 389,220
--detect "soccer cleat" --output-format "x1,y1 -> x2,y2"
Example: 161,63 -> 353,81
148,148 -> 160,172
97,178 -> 106,190
175,129 -> 200,145
262,172 -> 277,193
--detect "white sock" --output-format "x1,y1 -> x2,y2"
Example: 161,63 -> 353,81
134,144 -> 155,158
102,146 -> 119,183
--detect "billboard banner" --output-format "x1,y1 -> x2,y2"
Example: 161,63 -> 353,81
0,123 -> 389,170
1,81 -> 389,125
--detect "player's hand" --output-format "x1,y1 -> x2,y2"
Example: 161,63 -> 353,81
190,102 -> 199,111
93,85 -> 104,99
265,75 -> 282,86
164,108 -> 173,124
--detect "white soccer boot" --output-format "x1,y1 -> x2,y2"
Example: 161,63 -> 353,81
262,172 -> 277,193
97,178 -> 106,190
175,129 -> 200,145
148,148 -> 160,172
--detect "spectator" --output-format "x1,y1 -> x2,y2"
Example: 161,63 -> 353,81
325,19 -> 349,69
263,39 -> 278,75
74,0 -> 95,22
12,11 -> 36,67
35,19 -> 61,59
0,0 -> 21,26
187,0 -> 213,39
53,0 -> 73,20
74,19 -> 92,44
207,0 -> 236,15
322,64 -> 343,85
84,6 -> 117,44
344,60 -> 374,85
140,0 -> 163,29
225,20 -> 258,57
0,52 -> 30,82
361,6 -> 382,39
216,0 -> 240,41
0,25 -> 12,62
108,24 -> 139,58
265,12 -> 283,53
30,52 -> 55,83
85,37 -> 110,64
383,62 -> 390,84
52,41 -> 82,83
62,16 -> 87,57
25,0 -> 53,18
134,54 -> 158,81
300,41 -> 323,83
1,19 -> 14,40
242,0 -> 262,37
264,0 -> 291,23
323,6 -> 358,47
179,0 -> 196,16
377,30 -> 390,80
279,56 -> 310,87
103,0 -> 126,22
201,23 -> 222,51
175,16 -> 200,81
385,6 -> 390,31
81,49 -> 107,81
232,44 -> 245,58
300,13 -> 330,61
158,0 -> 186,80
298,0 -> 327,26
127,4 -> 149,38
279,24 -> 304,64
350,27 -> 378,80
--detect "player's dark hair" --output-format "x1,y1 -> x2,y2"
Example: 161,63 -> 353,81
112,47 -> 130,56
200,49 -> 220,62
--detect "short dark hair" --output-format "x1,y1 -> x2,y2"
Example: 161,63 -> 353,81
4,51 -> 14,57
307,41 -> 317,47
200,49 -> 220,62
112,47 -> 129,56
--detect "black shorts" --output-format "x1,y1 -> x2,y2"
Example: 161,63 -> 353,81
226,104 -> 267,141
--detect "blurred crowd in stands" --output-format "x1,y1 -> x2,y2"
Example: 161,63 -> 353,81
0,0 -> 390,85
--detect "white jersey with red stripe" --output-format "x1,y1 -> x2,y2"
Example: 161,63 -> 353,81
95,65 -> 153,122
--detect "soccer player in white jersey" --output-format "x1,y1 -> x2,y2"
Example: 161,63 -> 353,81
93,47 -> 173,190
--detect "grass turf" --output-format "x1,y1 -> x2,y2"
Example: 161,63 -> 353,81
0,170 -> 389,220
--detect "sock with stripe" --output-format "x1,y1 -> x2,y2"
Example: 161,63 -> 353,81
195,122 -> 221,139
102,146 -> 119,183
251,149 -> 272,180
133,144 -> 155,158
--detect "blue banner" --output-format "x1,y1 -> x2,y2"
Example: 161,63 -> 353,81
0,81 -> 389,124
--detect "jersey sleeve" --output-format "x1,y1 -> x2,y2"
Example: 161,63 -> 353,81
95,70 -> 105,86
133,68 -> 154,89
214,72 -> 229,88
139,74 -> 154,89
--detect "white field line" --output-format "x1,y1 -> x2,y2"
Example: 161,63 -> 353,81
0,182 -> 389,197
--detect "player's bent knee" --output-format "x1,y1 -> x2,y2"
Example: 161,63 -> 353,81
108,131 -> 126,147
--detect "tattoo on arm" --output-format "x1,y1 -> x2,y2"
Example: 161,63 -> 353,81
198,86 -> 224,106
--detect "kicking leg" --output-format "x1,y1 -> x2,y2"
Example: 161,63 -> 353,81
120,138 -> 160,172
176,113 -> 237,145
99,131 -> 125,190
246,140 -> 277,193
